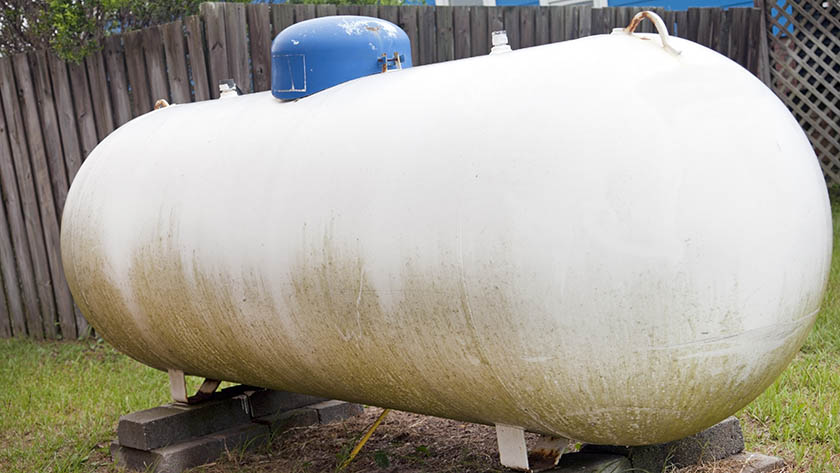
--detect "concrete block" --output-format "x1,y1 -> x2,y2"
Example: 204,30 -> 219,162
246,390 -> 327,418
117,396 -> 251,451
111,423 -> 269,473
254,407 -> 321,433
111,436 -> 223,473
581,416 -> 744,473
308,399 -> 364,424
546,453 -> 631,472
210,422 -> 271,451
728,452 -> 785,472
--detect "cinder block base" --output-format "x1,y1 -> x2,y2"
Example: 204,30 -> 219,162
581,417 -> 745,473
253,406 -> 321,433
111,423 -> 269,472
309,399 -> 365,424
248,390 -> 326,418
112,388 -> 362,473
117,396 -> 251,450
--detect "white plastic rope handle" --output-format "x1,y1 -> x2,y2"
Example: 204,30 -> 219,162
620,11 -> 681,56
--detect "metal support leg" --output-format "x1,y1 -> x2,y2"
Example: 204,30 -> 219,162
496,423 -> 529,471
168,369 -> 188,403
168,368 -> 222,404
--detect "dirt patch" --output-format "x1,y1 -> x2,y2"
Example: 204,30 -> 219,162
181,408 -> 788,473
191,407 -> 529,473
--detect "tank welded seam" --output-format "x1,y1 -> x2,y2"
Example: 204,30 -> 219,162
649,307 -> 820,350
456,218 -> 562,435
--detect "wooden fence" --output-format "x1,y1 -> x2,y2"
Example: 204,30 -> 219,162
0,3 -> 773,339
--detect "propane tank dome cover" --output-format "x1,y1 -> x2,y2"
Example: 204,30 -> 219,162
271,16 -> 413,100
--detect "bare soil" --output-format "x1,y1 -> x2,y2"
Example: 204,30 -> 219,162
180,408 -> 788,473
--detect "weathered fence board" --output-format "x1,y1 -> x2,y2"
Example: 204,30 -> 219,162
123,30 -> 151,116
535,7 -> 550,46
29,51 -> 69,218
418,6 -> 437,66
337,4 -> 360,16
48,55 -> 83,185
143,26 -> 171,105
504,7 -> 520,49
201,3 -> 229,99
590,6 -> 608,35
85,50 -> 116,141
13,54 -> 77,339
0,198 -> 20,337
224,3 -> 251,93
163,20 -> 192,104
0,288 -> 8,338
103,36 -> 132,127
0,2 -> 824,338
271,4 -> 294,39
361,4 -> 378,18
454,7 -> 471,60
399,6 -> 420,66
437,6 -> 455,62
0,269 -> 8,337
247,4 -> 272,93
471,7 -> 489,56
30,49 -> 82,336
316,4 -> 337,17
67,61 -> 99,159
0,79 -> 42,340
520,7 -> 535,49
379,5 -> 399,28
0,57 -> 52,339
185,15 -> 211,102
0,107 -> 30,338
294,4 -> 316,22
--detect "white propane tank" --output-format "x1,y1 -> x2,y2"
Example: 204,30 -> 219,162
61,15 -> 831,447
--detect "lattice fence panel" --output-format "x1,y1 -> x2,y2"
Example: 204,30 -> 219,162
763,0 -> 840,183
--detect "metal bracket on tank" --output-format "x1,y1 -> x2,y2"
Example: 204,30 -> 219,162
168,369 -> 222,404
218,79 -> 243,98
528,435 -> 575,471
495,424 -> 575,472
377,52 -> 404,73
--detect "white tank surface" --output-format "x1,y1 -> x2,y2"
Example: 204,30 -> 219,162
61,19 -> 831,447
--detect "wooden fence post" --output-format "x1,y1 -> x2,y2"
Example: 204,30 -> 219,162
247,4 -> 272,93
162,20 -> 193,104
201,3 -> 229,99
751,0 -> 772,86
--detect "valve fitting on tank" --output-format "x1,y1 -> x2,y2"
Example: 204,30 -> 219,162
490,30 -> 512,55
219,79 -> 242,98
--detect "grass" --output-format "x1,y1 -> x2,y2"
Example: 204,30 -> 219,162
1,196 -> 840,472
734,191 -> 840,473
0,339 -> 204,473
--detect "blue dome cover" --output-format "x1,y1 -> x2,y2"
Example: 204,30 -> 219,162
271,16 -> 413,100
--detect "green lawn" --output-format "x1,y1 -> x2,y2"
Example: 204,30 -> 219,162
0,339 -> 182,472
736,189 -> 840,472
2,197 -> 839,473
